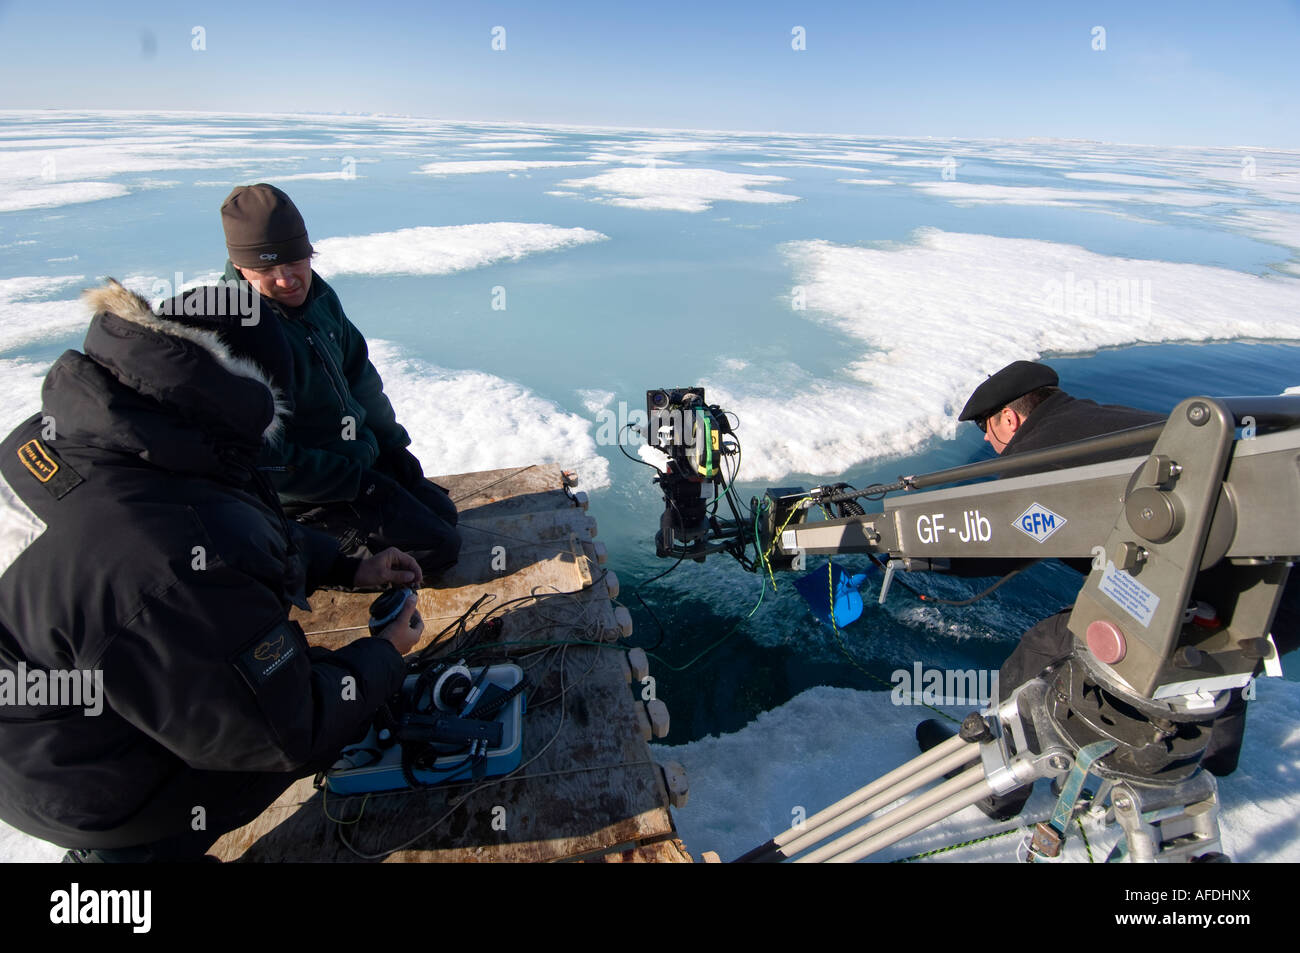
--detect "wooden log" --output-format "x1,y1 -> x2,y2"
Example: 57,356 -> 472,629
646,699 -> 670,738
659,761 -> 689,809
627,647 -> 650,682
209,463 -> 688,863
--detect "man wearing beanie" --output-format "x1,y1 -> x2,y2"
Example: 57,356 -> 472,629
219,183 -> 460,578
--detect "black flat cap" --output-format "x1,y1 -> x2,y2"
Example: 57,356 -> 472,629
959,361 -> 1059,422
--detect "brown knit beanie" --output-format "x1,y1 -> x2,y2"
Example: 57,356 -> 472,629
221,184 -> 314,269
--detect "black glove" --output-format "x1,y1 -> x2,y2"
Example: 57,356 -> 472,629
377,446 -> 425,489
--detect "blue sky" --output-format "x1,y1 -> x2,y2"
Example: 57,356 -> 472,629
1,0 -> 1298,147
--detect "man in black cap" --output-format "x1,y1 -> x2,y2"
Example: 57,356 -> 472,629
957,359 -> 1163,461
218,183 -> 460,578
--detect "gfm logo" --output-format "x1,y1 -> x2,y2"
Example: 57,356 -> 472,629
1014,503 -> 1067,543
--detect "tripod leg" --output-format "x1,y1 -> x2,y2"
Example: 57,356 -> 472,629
1108,775 -> 1223,863
800,765 -> 997,863
733,730 -> 978,862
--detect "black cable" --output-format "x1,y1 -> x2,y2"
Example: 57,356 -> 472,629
823,483 -> 867,518
818,480 -> 904,505
641,553 -> 686,588
629,550 -> 687,652
411,577 -> 612,668
921,563 -> 1035,606
868,552 -> 1036,606
618,424 -> 663,472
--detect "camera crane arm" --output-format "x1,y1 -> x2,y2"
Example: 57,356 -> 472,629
770,395 -> 1300,702
733,395 -> 1298,863
638,387 -> 1299,861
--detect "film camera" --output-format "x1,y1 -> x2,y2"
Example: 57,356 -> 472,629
644,387 -> 753,565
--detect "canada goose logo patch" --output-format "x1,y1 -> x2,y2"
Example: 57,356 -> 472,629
233,621 -> 302,689
254,633 -> 286,662
18,440 -> 57,482
17,439 -> 82,499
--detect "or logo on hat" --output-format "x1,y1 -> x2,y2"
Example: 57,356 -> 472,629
259,253 -> 278,261
1014,503 -> 1067,543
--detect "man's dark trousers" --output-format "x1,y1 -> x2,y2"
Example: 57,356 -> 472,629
287,468 -> 461,578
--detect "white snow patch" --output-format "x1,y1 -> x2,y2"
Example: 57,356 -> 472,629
0,358 -> 54,433
912,181 -> 1224,208
589,139 -> 721,157
557,167 -> 799,213
368,341 -> 610,489
414,160 -> 601,175
1229,208 -> 1300,252
462,140 -> 556,150
0,181 -> 128,213
312,223 -> 608,278
272,170 -> 364,182
1064,172 -> 1197,188
0,275 -> 89,352
793,150 -> 902,163
711,228 -> 1300,481
637,444 -> 670,472
741,162 -> 870,173
576,388 -> 615,416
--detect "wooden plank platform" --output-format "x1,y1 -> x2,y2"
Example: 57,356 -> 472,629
210,464 -> 692,863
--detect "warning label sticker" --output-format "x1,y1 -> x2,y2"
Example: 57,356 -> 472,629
1097,561 -> 1160,628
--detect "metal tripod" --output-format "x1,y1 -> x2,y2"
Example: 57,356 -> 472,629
734,665 -> 1225,863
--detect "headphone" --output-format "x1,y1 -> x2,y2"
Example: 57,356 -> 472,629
431,660 -> 474,712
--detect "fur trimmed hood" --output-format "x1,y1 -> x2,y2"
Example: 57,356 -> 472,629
82,279 -> 288,443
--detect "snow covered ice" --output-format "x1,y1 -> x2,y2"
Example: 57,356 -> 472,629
1,111 -> 1298,861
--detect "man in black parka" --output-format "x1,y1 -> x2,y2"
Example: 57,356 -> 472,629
0,280 -> 424,861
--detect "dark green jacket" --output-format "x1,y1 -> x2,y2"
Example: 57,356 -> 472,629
223,262 -> 410,504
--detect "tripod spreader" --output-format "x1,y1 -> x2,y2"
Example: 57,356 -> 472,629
734,672 -> 1224,863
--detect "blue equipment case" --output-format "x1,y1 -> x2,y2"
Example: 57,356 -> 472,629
325,662 -> 525,795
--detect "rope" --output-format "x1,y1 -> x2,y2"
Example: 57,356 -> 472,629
1077,814 -> 1095,863
759,495 -> 812,590
891,809 -> 1098,863
892,822 -> 1029,862
815,510 -> 960,727
450,465 -> 538,504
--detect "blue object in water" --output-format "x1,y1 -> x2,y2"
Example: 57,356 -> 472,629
793,563 -> 875,627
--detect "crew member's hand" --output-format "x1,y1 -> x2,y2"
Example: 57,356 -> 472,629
353,547 -> 423,589
377,592 -> 423,655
